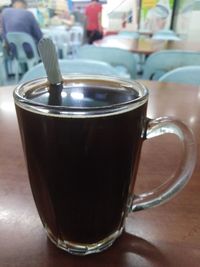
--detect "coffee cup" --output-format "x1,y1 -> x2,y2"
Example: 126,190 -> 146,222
13,75 -> 196,255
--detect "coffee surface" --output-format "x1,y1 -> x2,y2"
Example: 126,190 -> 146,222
26,84 -> 139,108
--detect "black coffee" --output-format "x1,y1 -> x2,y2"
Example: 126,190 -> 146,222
16,84 -> 147,244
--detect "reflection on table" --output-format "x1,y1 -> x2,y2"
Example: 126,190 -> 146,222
0,81 -> 200,266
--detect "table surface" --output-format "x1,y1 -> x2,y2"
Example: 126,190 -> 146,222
95,36 -> 200,55
0,81 -> 200,267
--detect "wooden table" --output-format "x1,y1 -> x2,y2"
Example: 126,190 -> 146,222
0,81 -> 200,266
95,36 -> 200,55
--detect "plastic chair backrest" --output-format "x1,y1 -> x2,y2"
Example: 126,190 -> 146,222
48,29 -> 69,58
6,32 -> 40,65
68,26 -> 84,46
49,29 -> 69,48
143,50 -> 200,80
77,45 -> 137,79
159,65 -> 200,85
20,59 -> 127,83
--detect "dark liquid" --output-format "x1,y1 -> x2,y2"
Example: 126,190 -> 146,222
16,85 -> 147,244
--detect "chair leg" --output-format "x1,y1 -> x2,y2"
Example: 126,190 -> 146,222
0,55 -> 7,85
14,59 -> 19,82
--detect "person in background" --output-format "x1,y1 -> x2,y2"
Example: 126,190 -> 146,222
50,8 -> 75,28
0,5 -> 10,41
2,0 -> 43,58
85,0 -> 103,44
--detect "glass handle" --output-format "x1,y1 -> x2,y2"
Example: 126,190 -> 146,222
131,117 -> 196,212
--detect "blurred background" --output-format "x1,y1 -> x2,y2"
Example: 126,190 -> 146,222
1,0 -> 200,39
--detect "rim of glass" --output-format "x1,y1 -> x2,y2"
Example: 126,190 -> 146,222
14,75 -> 148,117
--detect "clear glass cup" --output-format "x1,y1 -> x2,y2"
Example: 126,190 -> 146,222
13,75 -> 196,255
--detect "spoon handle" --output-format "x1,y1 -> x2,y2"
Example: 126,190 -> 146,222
38,38 -> 62,85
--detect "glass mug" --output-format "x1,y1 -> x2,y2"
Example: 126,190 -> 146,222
13,75 -> 196,255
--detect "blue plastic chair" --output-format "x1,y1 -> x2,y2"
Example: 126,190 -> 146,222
76,45 -> 138,79
143,50 -> 200,80
0,51 -> 7,85
6,32 -> 40,81
159,65 -> 200,86
0,40 -> 7,85
20,59 -> 129,83
152,29 -> 181,41
68,26 -> 84,56
47,29 -> 69,59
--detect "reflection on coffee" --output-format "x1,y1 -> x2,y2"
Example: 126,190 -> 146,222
16,84 -> 147,244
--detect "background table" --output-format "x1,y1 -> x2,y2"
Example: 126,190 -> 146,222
0,81 -> 200,266
95,37 -> 200,55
